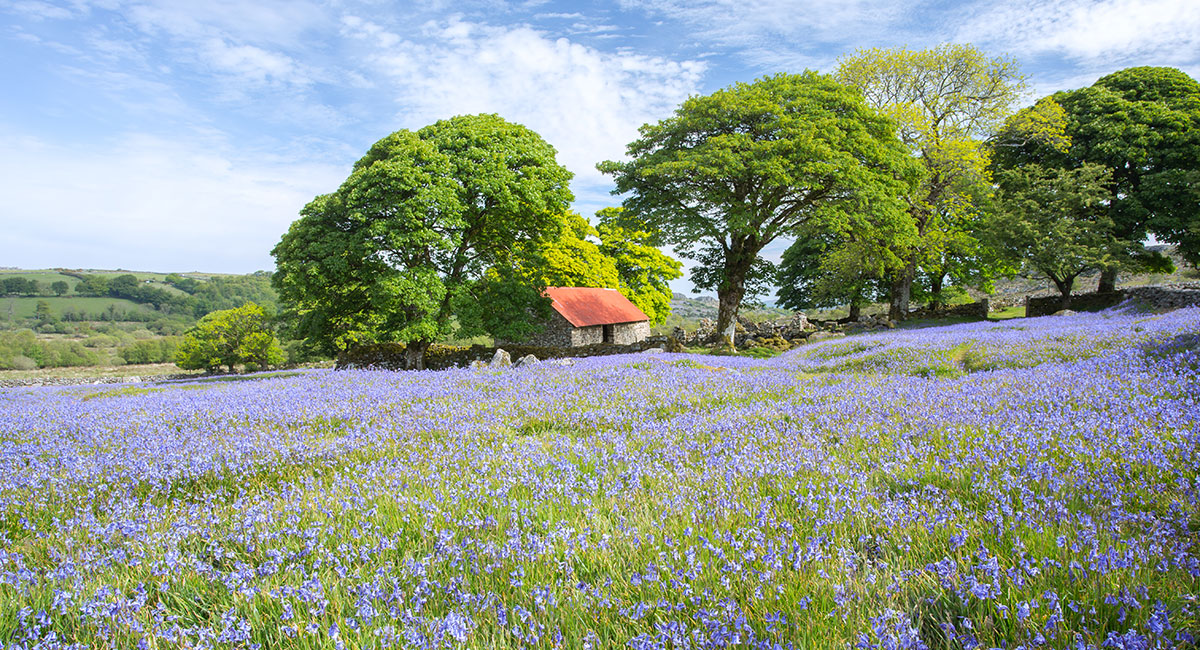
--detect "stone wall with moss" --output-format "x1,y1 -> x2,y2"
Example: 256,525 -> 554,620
1025,285 -> 1200,317
337,336 -> 669,371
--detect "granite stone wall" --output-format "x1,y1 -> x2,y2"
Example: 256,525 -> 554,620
516,312 -> 651,347
909,299 -> 989,320
615,321 -> 651,344
337,337 -> 671,371
572,324 -> 604,346
1025,284 -> 1200,317
1026,291 -> 1124,317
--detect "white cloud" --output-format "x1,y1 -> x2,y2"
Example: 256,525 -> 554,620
956,0 -> 1200,68
200,38 -> 312,87
0,129 -> 347,272
5,1 -> 76,20
618,0 -> 916,71
121,0 -> 328,48
351,17 -> 706,202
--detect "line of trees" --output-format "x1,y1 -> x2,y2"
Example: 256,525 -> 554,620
271,46 -> 1198,358
1,277 -> 70,297
61,272 -> 279,318
602,49 -> 1198,331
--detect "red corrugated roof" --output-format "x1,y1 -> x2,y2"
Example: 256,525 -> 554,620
545,287 -> 649,327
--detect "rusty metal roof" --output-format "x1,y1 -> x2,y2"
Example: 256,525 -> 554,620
545,287 -> 649,327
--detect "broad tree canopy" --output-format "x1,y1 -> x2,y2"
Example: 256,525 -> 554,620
836,44 -> 1026,317
987,163 -> 1124,309
272,114 -> 574,367
992,67 -> 1200,281
599,71 -> 917,339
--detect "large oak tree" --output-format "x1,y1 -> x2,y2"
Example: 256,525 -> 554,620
599,72 -> 917,341
988,163 -> 1125,310
992,67 -> 1200,287
836,44 -> 1027,319
272,114 -> 573,368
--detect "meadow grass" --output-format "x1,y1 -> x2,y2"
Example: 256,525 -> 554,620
0,308 -> 1196,648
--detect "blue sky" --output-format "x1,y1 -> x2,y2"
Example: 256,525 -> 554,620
2,0 -> 1198,290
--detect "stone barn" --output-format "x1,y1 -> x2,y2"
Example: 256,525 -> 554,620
525,287 -> 651,347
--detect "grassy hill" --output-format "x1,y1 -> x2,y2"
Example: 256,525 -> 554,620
1,308 -> 1195,646
0,268 -> 280,370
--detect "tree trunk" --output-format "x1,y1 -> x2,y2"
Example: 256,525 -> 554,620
888,265 -> 913,321
714,257 -> 751,348
405,339 -> 430,370
929,274 -> 945,312
1097,267 -> 1118,294
1052,278 -> 1074,311
848,302 -> 861,322
715,282 -> 745,347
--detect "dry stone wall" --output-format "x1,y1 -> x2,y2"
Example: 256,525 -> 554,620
337,337 -> 671,371
1025,284 -> 1200,317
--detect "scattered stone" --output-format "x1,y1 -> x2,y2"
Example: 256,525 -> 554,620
514,354 -> 539,368
469,360 -> 488,370
664,336 -> 685,353
545,358 -> 575,367
490,349 -> 512,368
639,347 -> 665,354
1051,309 -> 1077,316
709,338 -> 737,355
806,331 -> 846,344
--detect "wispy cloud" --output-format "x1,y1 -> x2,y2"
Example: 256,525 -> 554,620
348,17 -> 707,194
121,0 -> 329,47
200,38 -> 313,87
5,0 -> 76,20
0,128 -> 347,271
534,12 -> 585,20
617,0 -> 918,71
956,0 -> 1200,64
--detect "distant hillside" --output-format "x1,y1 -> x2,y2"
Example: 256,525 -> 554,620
1,269 -> 283,370
669,293 -> 719,319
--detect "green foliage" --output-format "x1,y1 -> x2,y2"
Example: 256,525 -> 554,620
2,277 -> 40,296
993,67 -> 1200,271
75,274 -> 111,297
175,303 -> 284,373
596,208 -> 682,326
779,230 -> 885,316
33,300 -> 52,323
273,114 -> 574,364
0,329 -> 100,369
164,273 -> 199,293
600,71 -> 918,336
50,281 -> 69,296
988,163 -> 1125,299
993,96 -> 1071,153
836,44 -> 1028,315
187,274 -> 277,316
507,212 -> 622,289
60,271 -> 275,318
120,337 -> 181,365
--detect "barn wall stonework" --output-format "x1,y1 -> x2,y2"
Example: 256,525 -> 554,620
501,311 -> 574,348
572,325 -> 604,346
613,321 -> 651,344
505,311 -> 651,348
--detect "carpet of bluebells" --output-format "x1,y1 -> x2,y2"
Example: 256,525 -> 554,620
1,307 -> 1198,649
